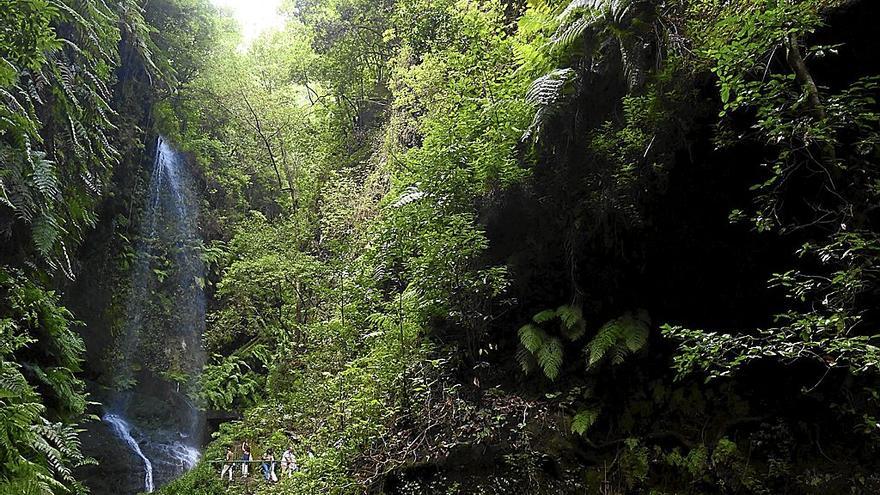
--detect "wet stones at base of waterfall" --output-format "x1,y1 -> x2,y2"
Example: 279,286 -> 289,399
77,377 -> 204,494
77,419 -> 151,495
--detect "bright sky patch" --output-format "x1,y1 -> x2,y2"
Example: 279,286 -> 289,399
210,0 -> 285,45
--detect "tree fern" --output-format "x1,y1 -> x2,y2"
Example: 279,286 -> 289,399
523,67 -> 580,140
558,0 -> 606,21
553,0 -> 610,50
525,0 -> 661,141
555,0 -> 636,42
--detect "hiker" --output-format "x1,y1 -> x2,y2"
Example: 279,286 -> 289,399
261,448 -> 278,482
281,446 -> 297,477
220,445 -> 234,481
241,440 -> 251,477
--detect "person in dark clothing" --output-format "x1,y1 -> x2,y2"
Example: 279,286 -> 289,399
241,440 -> 251,477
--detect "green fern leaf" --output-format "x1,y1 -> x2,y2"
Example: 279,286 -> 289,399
623,319 -> 649,353
537,336 -> 563,380
588,318 -> 621,367
29,152 -> 60,199
557,304 -> 586,340
588,310 -> 650,367
518,323 -> 545,353
532,309 -> 558,324
31,215 -> 59,256
558,0 -> 605,21
524,68 -> 580,140
610,343 -> 629,365
571,405 -> 601,435
556,304 -> 581,328
525,67 -> 578,107
516,346 -> 536,375
553,12 -> 598,49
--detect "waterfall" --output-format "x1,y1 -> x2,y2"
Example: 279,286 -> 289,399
102,136 -> 205,493
103,414 -> 155,493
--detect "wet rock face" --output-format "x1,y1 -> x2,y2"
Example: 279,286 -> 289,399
79,372 -> 205,494
77,420 -> 146,495
76,138 -> 207,493
79,418 -> 199,494
126,369 -> 204,434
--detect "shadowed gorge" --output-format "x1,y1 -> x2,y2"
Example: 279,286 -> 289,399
2,0 -> 880,494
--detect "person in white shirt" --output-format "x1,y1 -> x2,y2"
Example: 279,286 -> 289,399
220,446 -> 234,481
281,446 -> 297,477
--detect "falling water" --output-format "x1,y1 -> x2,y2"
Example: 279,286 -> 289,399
102,136 -> 205,493
103,414 -> 155,492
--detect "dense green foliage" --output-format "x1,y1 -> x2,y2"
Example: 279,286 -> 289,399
3,0 -> 880,493
0,0 -> 123,273
0,0 -> 211,491
0,268 -> 89,495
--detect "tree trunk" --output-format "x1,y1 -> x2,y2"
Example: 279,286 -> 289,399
785,33 -> 825,121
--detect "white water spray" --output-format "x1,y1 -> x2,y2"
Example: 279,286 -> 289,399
153,441 -> 201,471
102,414 -> 154,493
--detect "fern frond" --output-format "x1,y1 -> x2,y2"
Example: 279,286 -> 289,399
588,319 -> 621,367
31,215 -> 59,257
608,0 -> 635,26
532,309 -> 557,324
588,310 -> 650,367
0,362 -> 30,397
367,312 -> 396,332
518,323 -> 545,353
537,336 -> 563,380
516,346 -> 536,375
555,304 -> 579,327
390,186 -> 425,208
30,152 -> 60,199
623,312 -> 650,352
553,14 -> 598,50
525,68 -> 578,107
557,304 -> 586,341
524,68 -> 580,140
571,405 -> 601,435
558,0 -> 605,21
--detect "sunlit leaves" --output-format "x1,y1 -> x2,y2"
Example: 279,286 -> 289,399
523,67 -> 579,140
587,310 -> 650,367
571,405 -> 600,436
199,352 -> 264,410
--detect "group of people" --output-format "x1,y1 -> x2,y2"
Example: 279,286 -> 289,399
220,441 -> 298,483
